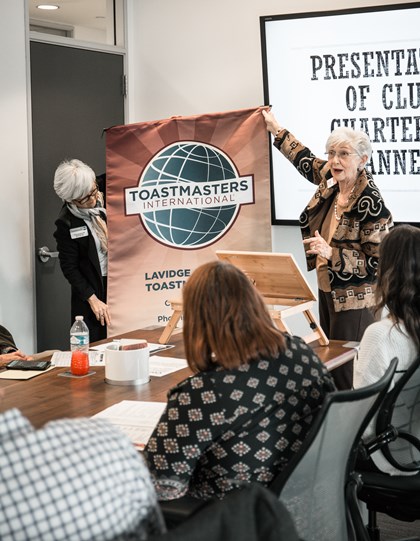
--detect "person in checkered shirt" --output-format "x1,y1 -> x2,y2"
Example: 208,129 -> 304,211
0,397 -> 165,540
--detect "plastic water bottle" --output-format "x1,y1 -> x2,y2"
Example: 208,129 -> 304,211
70,315 -> 89,375
70,315 -> 90,352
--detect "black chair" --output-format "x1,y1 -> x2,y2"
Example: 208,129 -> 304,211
268,358 -> 398,541
151,483 -> 300,541
356,354 -> 420,541
160,359 -> 397,540
159,494 -> 208,530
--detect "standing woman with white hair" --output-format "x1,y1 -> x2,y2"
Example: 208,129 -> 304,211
262,110 -> 393,390
53,159 -> 110,342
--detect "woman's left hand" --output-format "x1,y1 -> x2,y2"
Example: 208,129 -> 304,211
303,230 -> 333,259
0,350 -> 33,367
88,294 -> 111,326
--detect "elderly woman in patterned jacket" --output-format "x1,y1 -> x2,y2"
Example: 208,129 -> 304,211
144,260 -> 335,502
262,109 -> 393,390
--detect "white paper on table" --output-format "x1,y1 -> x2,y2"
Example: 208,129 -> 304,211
51,351 -> 105,367
51,351 -> 187,374
92,400 -> 166,449
149,355 -> 188,377
0,365 -> 56,380
342,341 -> 360,350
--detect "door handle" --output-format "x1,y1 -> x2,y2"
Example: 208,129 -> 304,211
37,246 -> 59,263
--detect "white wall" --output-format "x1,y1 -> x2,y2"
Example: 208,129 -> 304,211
128,0 -> 412,121
0,0 -> 34,354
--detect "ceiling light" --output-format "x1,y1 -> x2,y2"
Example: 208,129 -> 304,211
36,4 -> 60,10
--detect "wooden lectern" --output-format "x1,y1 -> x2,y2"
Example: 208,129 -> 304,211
158,250 -> 329,346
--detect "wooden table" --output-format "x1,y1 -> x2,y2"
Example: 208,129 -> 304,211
0,327 -> 356,429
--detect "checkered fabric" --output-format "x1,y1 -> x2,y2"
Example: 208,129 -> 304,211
144,334 -> 336,501
0,409 -> 165,540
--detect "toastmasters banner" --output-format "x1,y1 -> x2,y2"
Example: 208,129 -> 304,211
105,106 -> 271,335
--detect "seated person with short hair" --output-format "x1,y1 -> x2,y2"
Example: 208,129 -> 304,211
144,260 -> 336,501
0,395 -> 165,540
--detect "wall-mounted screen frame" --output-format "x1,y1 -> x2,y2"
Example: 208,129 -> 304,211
261,2 -> 420,225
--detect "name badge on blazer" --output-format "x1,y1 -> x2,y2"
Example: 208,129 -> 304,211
70,226 -> 88,239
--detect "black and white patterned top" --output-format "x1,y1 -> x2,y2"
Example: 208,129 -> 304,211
0,409 -> 165,540
144,334 -> 336,501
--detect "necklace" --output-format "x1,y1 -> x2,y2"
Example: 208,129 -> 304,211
334,184 -> 356,221
334,196 -> 341,221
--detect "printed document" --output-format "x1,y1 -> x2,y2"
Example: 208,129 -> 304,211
93,400 -> 166,450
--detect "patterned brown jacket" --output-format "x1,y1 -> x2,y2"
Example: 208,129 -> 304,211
274,129 -> 393,313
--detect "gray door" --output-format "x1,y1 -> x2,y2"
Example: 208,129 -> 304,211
31,42 -> 124,350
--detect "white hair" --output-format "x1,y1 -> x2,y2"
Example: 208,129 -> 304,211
53,159 -> 96,202
326,127 -> 372,160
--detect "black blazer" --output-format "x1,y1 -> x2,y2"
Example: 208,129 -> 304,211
54,205 -> 106,338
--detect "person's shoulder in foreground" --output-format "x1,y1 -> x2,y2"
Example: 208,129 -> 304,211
0,409 -> 165,541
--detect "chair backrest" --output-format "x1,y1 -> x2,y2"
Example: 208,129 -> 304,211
151,483 -> 301,541
269,358 -> 398,541
376,354 -> 420,471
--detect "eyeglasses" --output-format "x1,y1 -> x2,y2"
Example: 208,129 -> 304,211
326,150 -> 358,161
74,184 -> 99,205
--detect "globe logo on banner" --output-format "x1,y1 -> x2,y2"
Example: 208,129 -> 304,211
125,141 -> 254,249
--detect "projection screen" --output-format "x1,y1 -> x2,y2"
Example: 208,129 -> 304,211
261,2 -> 420,224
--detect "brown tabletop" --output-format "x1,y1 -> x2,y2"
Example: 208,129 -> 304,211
0,327 -> 356,429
